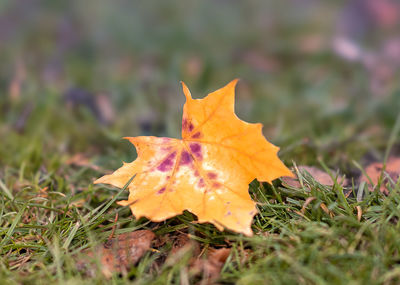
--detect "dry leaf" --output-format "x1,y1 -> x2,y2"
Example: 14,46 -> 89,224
67,153 -> 101,171
240,50 -> 280,72
95,80 -> 292,236
165,235 -> 232,283
192,248 -> 231,284
165,233 -> 200,266
96,93 -> 115,125
282,166 -> 346,188
184,55 -> 204,78
76,230 -> 155,278
170,233 -> 199,256
9,59 -> 26,101
361,157 -> 400,194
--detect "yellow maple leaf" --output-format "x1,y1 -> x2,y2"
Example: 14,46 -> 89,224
95,80 -> 292,236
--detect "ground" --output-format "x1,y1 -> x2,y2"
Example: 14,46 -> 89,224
1,1 -> 400,284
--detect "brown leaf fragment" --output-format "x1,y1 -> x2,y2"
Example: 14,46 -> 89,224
361,157 -> 400,194
238,248 -> 252,265
171,234 -> 200,255
184,55 -> 204,78
165,233 -> 200,266
282,166 -> 346,188
66,153 -> 101,171
76,230 -> 155,278
192,248 -> 231,284
96,93 -> 116,125
8,59 -> 26,101
240,50 -> 280,72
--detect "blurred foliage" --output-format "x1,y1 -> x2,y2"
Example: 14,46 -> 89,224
0,0 -> 399,181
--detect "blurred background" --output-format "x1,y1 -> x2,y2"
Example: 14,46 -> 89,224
1,0 -> 400,178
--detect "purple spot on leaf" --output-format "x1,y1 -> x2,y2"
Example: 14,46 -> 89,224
157,152 -> 176,172
180,151 -> 192,165
191,132 -> 202,138
190,143 -> 201,153
182,118 -> 188,130
182,118 -> 194,132
162,146 -> 173,151
157,187 -> 166,195
212,182 -> 221,188
188,122 -> 194,132
189,143 -> 202,160
207,172 -> 218,180
198,178 -> 205,188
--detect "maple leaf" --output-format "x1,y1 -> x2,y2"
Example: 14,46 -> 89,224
95,80 -> 292,236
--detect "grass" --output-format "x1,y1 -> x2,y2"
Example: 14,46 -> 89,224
1,1 -> 400,284
3,158 -> 400,284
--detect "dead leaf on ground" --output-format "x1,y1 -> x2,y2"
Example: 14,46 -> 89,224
8,59 -> 26,101
299,35 -> 327,54
192,248 -> 231,284
96,93 -> 116,125
76,230 -> 155,278
239,50 -> 280,72
170,233 -> 200,256
165,233 -> 200,266
66,153 -> 101,171
150,232 -> 232,284
163,233 -> 232,283
360,156 -> 400,194
184,55 -> 204,78
95,80 -> 292,236
282,166 -> 347,188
